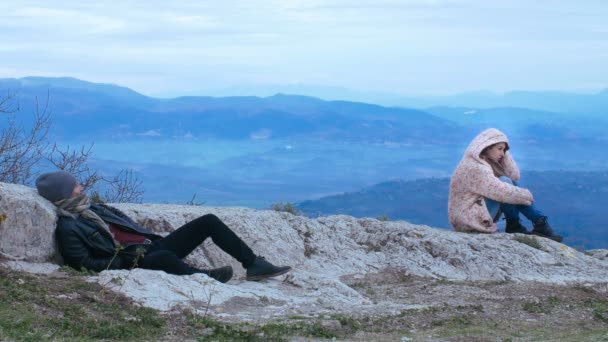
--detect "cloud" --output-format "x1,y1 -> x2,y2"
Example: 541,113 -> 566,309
277,0 -> 464,11
164,14 -> 221,30
137,129 -> 162,137
9,6 -> 126,34
1,1 -> 607,96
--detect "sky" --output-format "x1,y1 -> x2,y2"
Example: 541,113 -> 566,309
1,0 -> 607,98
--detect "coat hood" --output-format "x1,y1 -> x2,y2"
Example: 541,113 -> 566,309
465,128 -> 510,162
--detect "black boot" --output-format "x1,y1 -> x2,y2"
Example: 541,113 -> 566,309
532,217 -> 563,243
246,256 -> 291,281
505,220 -> 531,234
201,266 -> 233,283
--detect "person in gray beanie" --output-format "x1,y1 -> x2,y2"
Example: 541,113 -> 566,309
35,171 -> 78,203
36,170 -> 291,283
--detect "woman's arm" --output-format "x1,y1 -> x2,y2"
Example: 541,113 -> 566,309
502,151 -> 520,182
468,167 -> 532,205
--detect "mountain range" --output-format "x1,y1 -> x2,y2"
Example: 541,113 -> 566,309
1,77 -> 606,145
194,83 -> 608,115
1,77 -> 461,143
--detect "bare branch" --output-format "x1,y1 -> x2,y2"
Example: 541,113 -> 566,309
102,169 -> 144,203
186,193 -> 206,206
0,91 -> 51,184
1,89 -> 146,202
43,141 -> 144,203
0,90 -> 19,114
44,143 -> 101,190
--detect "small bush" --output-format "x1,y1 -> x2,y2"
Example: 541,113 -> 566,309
271,202 -> 300,215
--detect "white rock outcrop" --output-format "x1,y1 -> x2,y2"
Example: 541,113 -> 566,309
0,183 -> 57,262
1,182 -> 607,320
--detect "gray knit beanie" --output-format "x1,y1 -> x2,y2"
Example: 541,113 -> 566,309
35,171 -> 78,203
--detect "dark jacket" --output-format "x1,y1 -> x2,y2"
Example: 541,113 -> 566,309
55,203 -> 162,272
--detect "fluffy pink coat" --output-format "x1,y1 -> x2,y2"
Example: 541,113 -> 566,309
448,128 -> 533,233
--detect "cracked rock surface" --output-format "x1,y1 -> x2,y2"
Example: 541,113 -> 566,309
1,182 -> 607,321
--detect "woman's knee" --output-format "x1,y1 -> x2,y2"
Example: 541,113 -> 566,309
197,213 -> 221,226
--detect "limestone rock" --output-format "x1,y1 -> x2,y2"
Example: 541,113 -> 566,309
101,204 -> 608,316
0,183 -> 57,262
1,182 -> 607,319
1,261 -> 59,274
586,249 -> 608,261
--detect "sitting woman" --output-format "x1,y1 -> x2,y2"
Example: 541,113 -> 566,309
36,170 -> 292,282
448,128 -> 563,242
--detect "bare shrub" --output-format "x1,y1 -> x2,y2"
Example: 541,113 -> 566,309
1,89 -> 144,203
186,193 -> 206,206
0,91 -> 51,184
45,143 -> 101,191
45,144 -> 143,203
102,169 -> 144,203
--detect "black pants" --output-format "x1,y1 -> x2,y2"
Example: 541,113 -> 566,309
139,214 -> 256,275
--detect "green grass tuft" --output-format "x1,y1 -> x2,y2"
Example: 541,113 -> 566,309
514,235 -> 543,250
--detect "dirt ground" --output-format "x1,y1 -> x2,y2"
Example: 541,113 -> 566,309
2,265 -> 608,341
336,268 -> 608,341
195,267 -> 608,341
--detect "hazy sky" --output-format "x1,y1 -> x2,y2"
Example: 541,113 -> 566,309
1,1 -> 607,97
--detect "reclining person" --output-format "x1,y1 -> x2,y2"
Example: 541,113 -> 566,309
36,171 -> 292,283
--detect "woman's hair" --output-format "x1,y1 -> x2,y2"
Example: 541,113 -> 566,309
480,142 -> 509,157
480,142 -> 509,177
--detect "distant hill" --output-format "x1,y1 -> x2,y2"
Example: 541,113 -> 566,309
397,90 -> 608,116
425,106 -> 608,139
2,76 -> 606,144
0,77 -> 463,143
200,84 -> 608,116
297,171 -> 608,250
185,84 -> 608,117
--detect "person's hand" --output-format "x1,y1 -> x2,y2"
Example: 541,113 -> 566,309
522,188 -> 534,205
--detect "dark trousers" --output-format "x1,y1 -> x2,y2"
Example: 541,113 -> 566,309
139,214 -> 256,275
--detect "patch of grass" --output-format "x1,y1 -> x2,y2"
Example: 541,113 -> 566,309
270,202 -> 300,215
514,235 -> 543,250
547,296 -> 560,306
184,314 -> 349,340
522,296 -> 560,314
585,299 -> 608,323
430,314 -> 475,331
261,321 -> 335,339
522,301 -> 550,314
0,268 -> 165,341
184,315 -> 257,340
332,314 -> 362,332
58,265 -> 98,276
